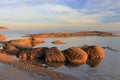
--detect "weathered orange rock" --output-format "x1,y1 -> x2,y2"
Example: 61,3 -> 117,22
45,47 -> 66,62
0,34 -> 7,41
83,45 -> 105,59
63,47 -> 88,64
52,40 -> 65,44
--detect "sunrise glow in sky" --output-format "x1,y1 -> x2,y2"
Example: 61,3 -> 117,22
0,0 -> 119,30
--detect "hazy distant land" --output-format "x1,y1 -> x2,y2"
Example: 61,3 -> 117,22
26,31 -> 120,38
0,27 -> 8,30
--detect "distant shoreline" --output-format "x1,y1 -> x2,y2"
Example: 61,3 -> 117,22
0,27 -> 9,30
26,31 -> 120,38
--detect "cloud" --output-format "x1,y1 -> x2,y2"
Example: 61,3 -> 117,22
0,0 -> 119,30
0,4 -> 100,24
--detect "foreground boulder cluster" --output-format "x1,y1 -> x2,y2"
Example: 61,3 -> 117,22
1,38 -> 105,67
0,32 -> 106,67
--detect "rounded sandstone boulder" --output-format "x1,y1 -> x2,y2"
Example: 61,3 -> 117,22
83,45 -> 105,59
45,47 -> 66,62
63,47 -> 88,64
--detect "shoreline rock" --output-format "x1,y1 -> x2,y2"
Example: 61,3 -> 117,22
52,40 -> 65,44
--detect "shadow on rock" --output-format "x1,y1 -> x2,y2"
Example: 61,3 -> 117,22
65,62 -> 84,67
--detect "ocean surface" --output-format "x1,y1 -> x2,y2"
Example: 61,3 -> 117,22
0,29 -> 120,80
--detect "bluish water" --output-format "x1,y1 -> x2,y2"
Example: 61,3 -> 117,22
0,29 -> 120,80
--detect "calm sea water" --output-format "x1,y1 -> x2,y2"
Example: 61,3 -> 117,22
0,29 -> 120,80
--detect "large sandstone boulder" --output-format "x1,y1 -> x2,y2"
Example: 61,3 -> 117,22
63,47 -> 88,64
0,34 -> 7,41
82,45 -> 105,59
45,47 -> 66,62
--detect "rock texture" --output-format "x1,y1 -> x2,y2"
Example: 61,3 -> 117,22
82,45 -> 105,59
63,47 -> 88,64
45,47 -> 66,62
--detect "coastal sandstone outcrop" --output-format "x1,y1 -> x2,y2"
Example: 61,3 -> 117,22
0,51 -> 76,80
3,37 -> 45,48
2,44 -> 105,68
27,31 -> 120,38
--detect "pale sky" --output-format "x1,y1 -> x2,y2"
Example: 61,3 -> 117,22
0,0 -> 120,30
